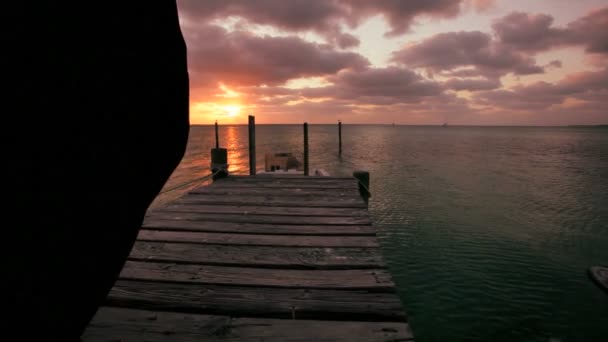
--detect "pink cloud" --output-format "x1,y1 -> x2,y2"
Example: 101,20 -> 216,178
301,67 -> 443,104
492,7 -> 608,55
178,0 -> 491,41
474,67 -> 608,110
391,31 -> 545,78
184,24 -> 369,89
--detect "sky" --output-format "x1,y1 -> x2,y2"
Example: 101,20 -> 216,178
176,0 -> 608,125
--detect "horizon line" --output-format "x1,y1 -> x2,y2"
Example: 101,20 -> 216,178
190,123 -> 608,127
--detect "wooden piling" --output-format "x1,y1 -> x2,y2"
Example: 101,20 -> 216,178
353,170 -> 371,204
339,120 -> 342,155
248,115 -> 256,176
303,122 -> 309,176
214,120 -> 219,149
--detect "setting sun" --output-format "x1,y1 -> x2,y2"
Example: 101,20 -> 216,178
222,105 -> 241,117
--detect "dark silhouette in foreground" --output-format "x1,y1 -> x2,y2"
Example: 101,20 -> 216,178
5,2 -> 189,340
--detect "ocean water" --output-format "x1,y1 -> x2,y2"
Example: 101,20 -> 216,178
154,125 -> 608,342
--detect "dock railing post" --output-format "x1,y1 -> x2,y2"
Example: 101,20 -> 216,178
211,121 -> 228,180
248,115 -> 256,175
353,170 -> 370,204
338,120 -> 342,156
215,120 -> 219,149
303,122 -> 309,176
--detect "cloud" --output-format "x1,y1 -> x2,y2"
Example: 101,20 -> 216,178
444,77 -> 501,91
492,7 -> 608,55
491,12 -> 569,52
391,31 -> 545,78
339,0 -> 463,37
178,0 -> 346,32
474,67 -> 608,110
567,7 -> 608,54
467,0 -> 495,12
178,0 -> 496,42
184,24 -> 369,88
301,67 -> 444,104
335,33 -> 360,49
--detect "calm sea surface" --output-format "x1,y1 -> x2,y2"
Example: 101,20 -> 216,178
154,125 -> 608,342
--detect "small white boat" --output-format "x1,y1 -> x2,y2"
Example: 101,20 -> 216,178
257,152 -> 329,176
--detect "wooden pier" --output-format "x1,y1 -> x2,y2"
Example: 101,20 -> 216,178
83,175 -> 413,341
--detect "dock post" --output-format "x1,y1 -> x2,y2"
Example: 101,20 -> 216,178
211,121 -> 228,180
304,122 -> 309,176
215,120 -> 219,149
338,120 -> 342,155
353,170 -> 371,204
248,115 -> 256,175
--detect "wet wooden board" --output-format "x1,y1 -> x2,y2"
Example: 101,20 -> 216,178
142,219 -> 377,235
84,307 -> 414,342
106,280 -> 407,322
84,175 -> 412,340
147,211 -> 373,225
129,242 -> 384,269
175,194 -> 367,208
217,176 -> 357,183
137,230 -> 379,247
120,261 -> 394,289
190,187 -> 361,197
159,203 -> 369,217
208,183 -> 359,189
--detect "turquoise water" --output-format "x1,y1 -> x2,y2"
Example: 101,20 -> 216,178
155,125 -> 608,341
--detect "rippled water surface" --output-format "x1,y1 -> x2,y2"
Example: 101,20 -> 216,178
155,125 -> 608,341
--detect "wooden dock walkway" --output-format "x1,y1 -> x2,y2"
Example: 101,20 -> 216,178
83,175 -> 413,341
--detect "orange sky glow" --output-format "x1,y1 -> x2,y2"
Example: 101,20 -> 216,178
177,0 -> 608,125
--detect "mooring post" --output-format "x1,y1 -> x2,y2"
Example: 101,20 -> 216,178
303,122 -> 309,176
248,115 -> 256,175
214,120 -> 219,149
353,170 -> 370,204
211,121 -> 228,180
338,120 -> 342,156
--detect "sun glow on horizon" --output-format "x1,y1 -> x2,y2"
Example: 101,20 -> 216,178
222,104 -> 242,117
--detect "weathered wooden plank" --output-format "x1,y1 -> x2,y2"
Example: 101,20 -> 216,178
219,176 -> 357,182
146,211 -> 372,225
176,194 -> 367,208
107,280 -> 407,322
207,182 -> 358,189
142,219 -> 377,236
84,307 -> 414,342
137,230 -> 379,247
159,204 -> 369,217
120,261 -> 394,290
190,187 -> 361,197
129,242 -> 384,269
227,175 -> 356,180
215,177 -> 356,184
